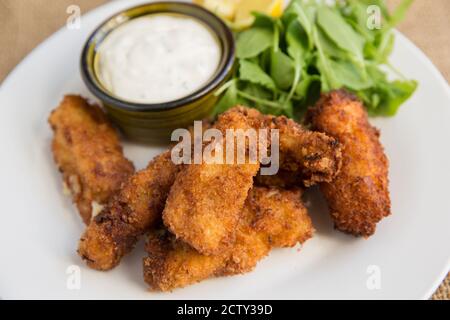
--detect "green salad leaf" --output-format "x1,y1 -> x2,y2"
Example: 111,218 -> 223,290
239,60 -> 277,90
270,50 -> 296,90
317,6 -> 365,63
236,27 -> 274,59
214,0 -> 417,120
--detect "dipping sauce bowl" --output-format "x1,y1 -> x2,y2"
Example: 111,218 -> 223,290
81,1 -> 235,142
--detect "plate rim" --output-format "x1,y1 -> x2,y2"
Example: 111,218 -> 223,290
0,0 -> 449,300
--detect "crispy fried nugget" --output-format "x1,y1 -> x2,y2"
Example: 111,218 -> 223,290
48,95 -> 134,224
307,90 -> 390,237
243,111 -> 342,188
245,111 -> 342,187
219,187 -> 313,276
162,107 -> 262,256
144,187 -> 313,291
249,187 -> 313,248
217,196 -> 272,277
255,169 -> 303,188
78,151 -> 180,270
220,108 -> 342,187
144,232 -> 225,291
266,115 -> 342,187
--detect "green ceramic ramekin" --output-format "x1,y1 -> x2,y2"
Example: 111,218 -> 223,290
81,2 -> 235,143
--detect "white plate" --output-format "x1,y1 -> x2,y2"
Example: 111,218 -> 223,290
0,0 -> 449,300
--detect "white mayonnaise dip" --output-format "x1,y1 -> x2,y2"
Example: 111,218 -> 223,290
95,14 -> 221,104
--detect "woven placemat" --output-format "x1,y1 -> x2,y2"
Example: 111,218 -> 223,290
0,0 -> 448,299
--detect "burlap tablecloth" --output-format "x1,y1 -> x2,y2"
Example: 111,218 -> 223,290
0,0 -> 448,299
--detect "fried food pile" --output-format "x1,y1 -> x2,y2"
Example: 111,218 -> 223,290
49,89 -> 390,291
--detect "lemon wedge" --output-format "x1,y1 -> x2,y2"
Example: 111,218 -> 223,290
234,0 -> 283,29
194,0 -> 284,30
193,0 -> 239,21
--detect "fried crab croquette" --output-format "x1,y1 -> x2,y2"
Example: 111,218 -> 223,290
144,186 -> 313,291
78,151 -> 180,270
265,115 -> 342,187
162,107 -> 263,256
255,169 -> 303,188
248,187 -> 313,248
48,95 -> 134,224
220,108 -> 342,187
307,90 -> 391,237
221,108 -> 342,187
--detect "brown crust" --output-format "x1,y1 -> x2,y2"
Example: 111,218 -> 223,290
78,151 -> 180,270
233,107 -> 342,187
163,106 -> 340,255
144,186 -> 313,291
144,230 -> 224,291
162,107 -> 262,256
255,169 -> 303,188
307,89 -> 391,237
48,95 -> 134,224
263,115 -> 342,186
249,187 -> 313,248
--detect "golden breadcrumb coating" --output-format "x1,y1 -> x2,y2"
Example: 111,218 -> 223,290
249,187 -> 313,248
144,186 -> 313,291
162,107 -> 262,256
144,231 -> 225,291
217,197 -> 271,276
307,90 -> 391,237
255,169 -> 303,188
225,109 -> 341,187
78,151 -> 180,270
163,106 -> 339,256
265,115 -> 342,187
218,108 -> 342,187
48,95 -> 134,224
